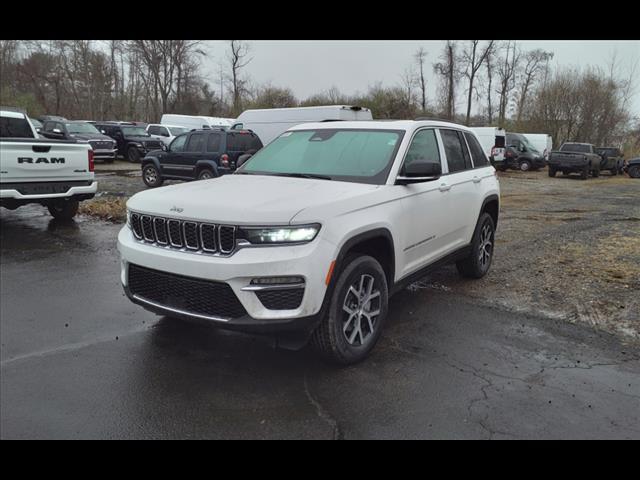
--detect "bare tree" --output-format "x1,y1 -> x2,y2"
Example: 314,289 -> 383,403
460,40 -> 495,125
414,47 -> 428,113
227,40 -> 252,115
433,41 -> 459,120
515,49 -> 554,123
496,41 -> 521,126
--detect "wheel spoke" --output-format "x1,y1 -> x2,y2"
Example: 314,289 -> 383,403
343,312 -> 357,333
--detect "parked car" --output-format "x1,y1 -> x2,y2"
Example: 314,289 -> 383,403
0,109 -> 96,220
231,105 -> 373,146
160,114 -> 234,131
548,142 -> 602,179
504,133 -> 546,171
140,128 -> 263,187
624,158 -> 640,178
146,123 -> 190,147
470,127 -> 506,170
94,122 -> 164,162
119,120 -> 500,364
41,120 -> 118,163
595,147 -> 625,176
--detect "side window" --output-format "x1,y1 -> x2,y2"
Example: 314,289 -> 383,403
402,129 -> 440,172
170,134 -> 188,152
55,122 -> 65,132
0,116 -> 35,138
186,133 -> 205,152
159,127 -> 169,137
206,133 -> 221,152
464,132 -> 489,167
148,125 -> 160,135
44,121 -> 55,131
440,129 -> 469,173
250,134 -> 263,151
226,134 -> 238,151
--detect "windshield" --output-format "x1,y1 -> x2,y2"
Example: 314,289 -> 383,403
169,127 -> 188,136
240,129 -> 404,184
561,143 -> 591,153
121,126 -> 149,136
66,122 -> 100,134
521,138 -> 540,154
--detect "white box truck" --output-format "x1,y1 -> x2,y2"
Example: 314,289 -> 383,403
469,127 -> 506,168
231,105 -> 373,145
160,114 -> 235,131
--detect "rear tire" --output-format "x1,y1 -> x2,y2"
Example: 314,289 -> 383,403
548,167 -> 557,177
628,165 -> 640,178
197,168 -> 215,180
311,255 -> 389,365
47,199 -> 79,220
456,212 -> 495,279
592,167 -> 600,178
611,167 -> 617,176
519,160 -> 532,172
142,164 -> 163,188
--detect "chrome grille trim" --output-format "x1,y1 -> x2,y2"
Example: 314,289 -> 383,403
183,221 -> 199,250
129,212 -> 237,256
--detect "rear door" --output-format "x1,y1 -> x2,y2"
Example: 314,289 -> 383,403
438,128 -> 479,248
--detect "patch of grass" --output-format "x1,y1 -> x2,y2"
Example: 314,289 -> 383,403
79,197 -> 127,223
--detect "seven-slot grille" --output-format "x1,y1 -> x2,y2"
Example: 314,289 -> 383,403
128,264 -> 247,320
89,140 -> 114,150
144,140 -> 162,150
130,212 -> 236,255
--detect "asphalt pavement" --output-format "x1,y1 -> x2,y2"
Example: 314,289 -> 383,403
1,205 -> 639,439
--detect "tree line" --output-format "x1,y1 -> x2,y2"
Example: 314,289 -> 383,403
1,40 -> 637,153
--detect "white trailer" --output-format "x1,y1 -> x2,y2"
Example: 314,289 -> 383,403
231,105 -> 373,146
469,127 -> 506,166
160,114 -> 235,130
520,133 -> 553,159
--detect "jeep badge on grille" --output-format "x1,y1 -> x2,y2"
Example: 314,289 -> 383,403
170,206 -> 183,213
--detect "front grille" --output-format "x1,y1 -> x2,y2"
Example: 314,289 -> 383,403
144,140 -> 162,150
129,212 -> 237,255
128,264 -> 247,320
90,140 -> 114,150
256,288 -> 304,310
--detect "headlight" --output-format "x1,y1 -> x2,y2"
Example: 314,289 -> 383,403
239,224 -> 320,244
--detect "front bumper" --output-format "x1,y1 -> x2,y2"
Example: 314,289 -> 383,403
117,225 -> 337,332
93,149 -> 118,160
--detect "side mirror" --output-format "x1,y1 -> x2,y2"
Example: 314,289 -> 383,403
161,144 -> 168,151
396,161 -> 441,185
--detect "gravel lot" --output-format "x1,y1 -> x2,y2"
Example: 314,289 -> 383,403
86,162 -> 640,342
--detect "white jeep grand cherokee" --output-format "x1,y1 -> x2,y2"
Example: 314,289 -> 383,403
118,120 -> 500,364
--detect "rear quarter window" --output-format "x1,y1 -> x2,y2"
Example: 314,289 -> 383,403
464,132 -> 490,167
0,116 -> 35,138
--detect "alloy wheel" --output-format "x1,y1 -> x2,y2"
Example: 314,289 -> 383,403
478,223 -> 493,269
342,274 -> 381,346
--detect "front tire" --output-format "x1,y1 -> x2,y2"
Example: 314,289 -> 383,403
628,165 -> 640,178
581,166 -> 589,180
142,164 -> 163,188
311,255 -> 389,365
592,167 -> 600,178
548,166 -> 557,177
127,146 -> 141,163
47,199 -> 79,220
456,212 -> 495,279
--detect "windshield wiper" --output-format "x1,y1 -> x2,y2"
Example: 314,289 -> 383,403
268,172 -> 332,180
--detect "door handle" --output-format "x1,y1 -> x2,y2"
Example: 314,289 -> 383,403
473,176 -> 481,183
439,183 -> 451,192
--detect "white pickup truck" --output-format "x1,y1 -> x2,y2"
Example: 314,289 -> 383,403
0,109 -> 97,220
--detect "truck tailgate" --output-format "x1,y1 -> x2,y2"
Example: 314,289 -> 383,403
0,139 -> 93,183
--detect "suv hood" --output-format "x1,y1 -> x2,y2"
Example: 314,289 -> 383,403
70,133 -> 114,142
127,174 -> 380,225
126,135 -> 153,142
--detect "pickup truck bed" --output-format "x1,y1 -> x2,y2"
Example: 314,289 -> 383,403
547,143 -> 602,179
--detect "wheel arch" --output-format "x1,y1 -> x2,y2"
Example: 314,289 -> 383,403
480,194 -> 500,229
195,160 -> 220,177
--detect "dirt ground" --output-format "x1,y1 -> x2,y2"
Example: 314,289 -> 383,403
84,163 -> 640,343
425,169 -> 640,343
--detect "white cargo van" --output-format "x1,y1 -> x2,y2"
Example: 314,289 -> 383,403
160,114 -> 235,131
231,105 -> 373,146
469,127 -> 506,167
520,133 -> 553,160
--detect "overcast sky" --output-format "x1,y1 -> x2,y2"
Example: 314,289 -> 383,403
200,40 -> 640,116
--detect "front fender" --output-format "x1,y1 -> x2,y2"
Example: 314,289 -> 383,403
141,156 -> 161,170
